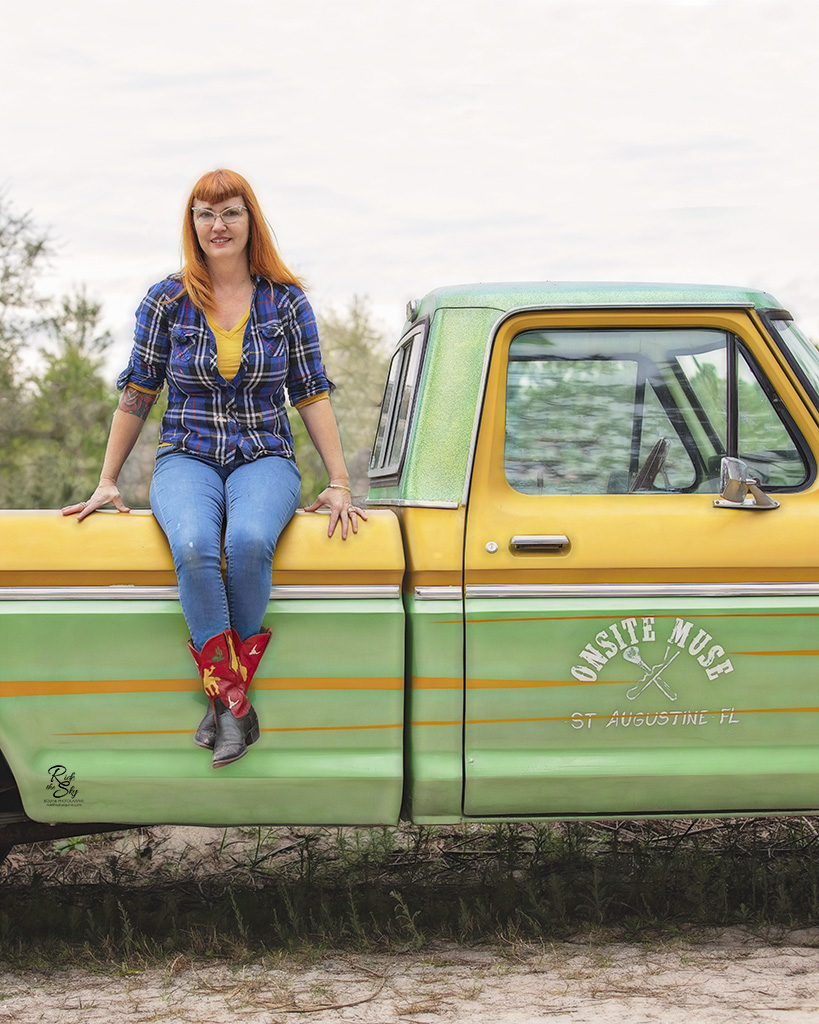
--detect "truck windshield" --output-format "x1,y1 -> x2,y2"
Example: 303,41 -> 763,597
767,318 -> 819,405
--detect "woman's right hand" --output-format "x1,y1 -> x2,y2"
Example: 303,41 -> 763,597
61,480 -> 131,522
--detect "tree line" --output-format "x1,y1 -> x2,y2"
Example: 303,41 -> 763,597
0,193 -> 390,509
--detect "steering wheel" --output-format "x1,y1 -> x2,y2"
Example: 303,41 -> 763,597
629,438 -> 670,492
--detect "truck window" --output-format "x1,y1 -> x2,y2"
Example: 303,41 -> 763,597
369,326 -> 425,481
504,328 -> 810,495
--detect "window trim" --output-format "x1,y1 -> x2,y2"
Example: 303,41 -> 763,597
732,336 -> 817,491
758,309 -> 819,415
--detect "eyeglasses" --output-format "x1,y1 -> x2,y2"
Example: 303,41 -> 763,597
191,205 -> 247,225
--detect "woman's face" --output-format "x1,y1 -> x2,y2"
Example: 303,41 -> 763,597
192,195 -> 250,264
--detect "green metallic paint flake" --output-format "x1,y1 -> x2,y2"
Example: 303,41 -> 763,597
400,307 -> 500,503
415,281 -> 783,314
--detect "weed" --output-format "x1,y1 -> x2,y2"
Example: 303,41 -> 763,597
52,836 -> 88,856
390,889 -> 425,948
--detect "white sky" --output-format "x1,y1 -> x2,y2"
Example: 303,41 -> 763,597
2,0 -> 818,374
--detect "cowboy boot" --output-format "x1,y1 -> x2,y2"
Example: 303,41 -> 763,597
207,630 -> 260,769
189,631 -> 260,767
189,640 -> 220,750
190,629 -> 271,750
190,629 -> 271,753
236,628 -> 272,684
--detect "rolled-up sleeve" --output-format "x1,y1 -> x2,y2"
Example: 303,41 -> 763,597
116,280 -> 178,393
283,286 -> 333,406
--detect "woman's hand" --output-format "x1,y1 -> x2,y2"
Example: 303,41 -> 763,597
61,480 -> 131,522
303,485 -> 367,539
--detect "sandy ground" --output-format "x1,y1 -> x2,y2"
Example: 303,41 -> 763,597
0,929 -> 817,1023
1,827 -> 817,1022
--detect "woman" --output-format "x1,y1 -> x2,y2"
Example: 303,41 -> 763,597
62,169 -> 366,769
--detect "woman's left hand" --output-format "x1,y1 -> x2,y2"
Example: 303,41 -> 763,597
303,486 -> 368,539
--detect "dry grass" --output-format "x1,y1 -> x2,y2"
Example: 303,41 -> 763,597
0,818 -> 817,968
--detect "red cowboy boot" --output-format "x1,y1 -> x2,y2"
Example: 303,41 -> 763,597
188,631 -> 259,767
236,628 -> 272,682
191,629 -> 270,755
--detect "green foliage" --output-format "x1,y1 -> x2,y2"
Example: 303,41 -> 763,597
15,289 -> 118,508
0,193 -> 53,504
0,192 -> 51,357
52,836 -> 89,856
0,195 -> 118,508
289,297 -> 390,502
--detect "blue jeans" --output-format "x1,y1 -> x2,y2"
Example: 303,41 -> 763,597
150,452 -> 301,650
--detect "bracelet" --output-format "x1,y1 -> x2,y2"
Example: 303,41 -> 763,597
326,483 -> 351,492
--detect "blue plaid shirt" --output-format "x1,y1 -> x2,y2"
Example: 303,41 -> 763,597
117,276 -> 331,466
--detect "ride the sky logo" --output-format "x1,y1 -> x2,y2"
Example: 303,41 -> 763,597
45,765 -> 80,802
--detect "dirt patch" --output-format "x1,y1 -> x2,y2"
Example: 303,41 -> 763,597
1,824 -> 817,1022
0,931 -> 817,1023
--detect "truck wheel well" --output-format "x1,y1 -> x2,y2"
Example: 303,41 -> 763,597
0,750 -> 26,865
0,749 -> 25,819
0,753 -> 132,858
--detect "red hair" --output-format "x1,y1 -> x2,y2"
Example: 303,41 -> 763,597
178,169 -> 303,311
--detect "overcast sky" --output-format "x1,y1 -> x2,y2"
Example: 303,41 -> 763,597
3,0 -> 818,373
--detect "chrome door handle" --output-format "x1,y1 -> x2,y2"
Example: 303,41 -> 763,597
510,535 -> 570,553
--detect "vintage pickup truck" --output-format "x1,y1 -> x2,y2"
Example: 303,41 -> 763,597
1,281 -> 817,850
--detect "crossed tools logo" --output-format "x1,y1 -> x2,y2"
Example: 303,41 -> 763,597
570,615 -> 735,701
621,643 -> 680,701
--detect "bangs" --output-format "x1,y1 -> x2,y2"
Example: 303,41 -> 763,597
191,169 -> 248,205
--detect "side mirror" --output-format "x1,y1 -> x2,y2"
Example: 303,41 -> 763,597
714,457 -> 780,510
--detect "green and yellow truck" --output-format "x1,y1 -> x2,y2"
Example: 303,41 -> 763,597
1,282 -> 817,850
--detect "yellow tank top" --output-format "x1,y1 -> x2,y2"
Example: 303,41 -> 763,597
207,307 -> 250,382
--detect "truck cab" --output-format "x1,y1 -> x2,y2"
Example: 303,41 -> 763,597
370,283 -> 819,821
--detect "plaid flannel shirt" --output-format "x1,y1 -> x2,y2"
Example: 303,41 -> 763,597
117,276 -> 331,466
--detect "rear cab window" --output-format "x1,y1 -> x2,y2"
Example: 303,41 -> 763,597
369,324 -> 426,483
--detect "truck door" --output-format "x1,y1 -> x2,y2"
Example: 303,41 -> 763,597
463,309 -> 819,817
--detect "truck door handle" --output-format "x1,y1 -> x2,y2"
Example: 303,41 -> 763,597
510,534 -> 570,553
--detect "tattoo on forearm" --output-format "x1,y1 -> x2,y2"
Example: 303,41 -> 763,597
120,387 -> 157,421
